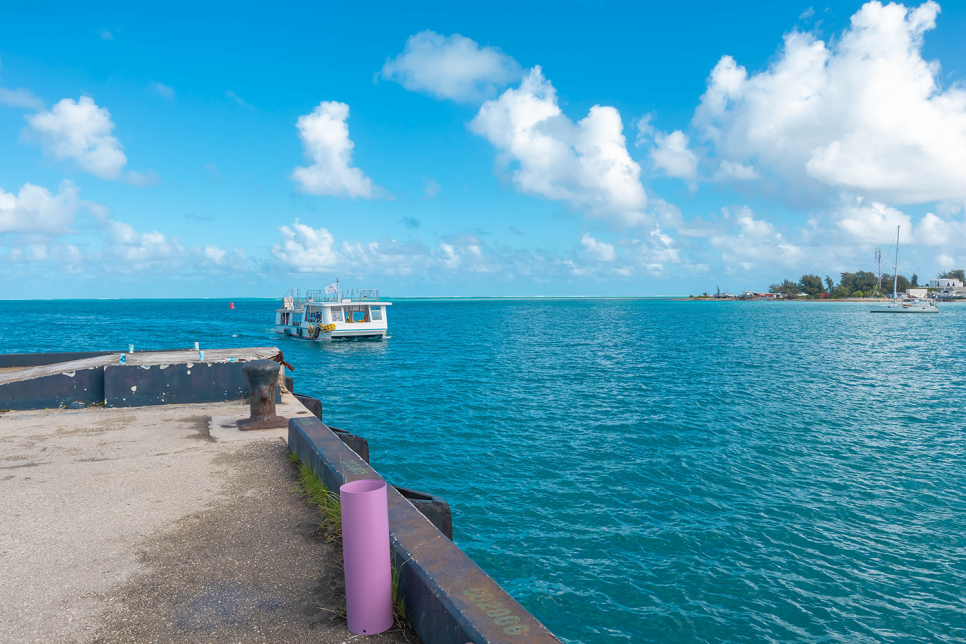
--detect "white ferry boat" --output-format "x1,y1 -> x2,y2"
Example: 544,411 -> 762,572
274,282 -> 391,340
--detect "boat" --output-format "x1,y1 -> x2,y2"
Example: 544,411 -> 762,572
870,227 -> 938,313
274,280 -> 392,340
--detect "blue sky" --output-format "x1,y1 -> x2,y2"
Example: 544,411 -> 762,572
2,0 -> 965,297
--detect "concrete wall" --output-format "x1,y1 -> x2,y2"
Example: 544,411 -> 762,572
288,417 -> 560,644
0,367 -> 105,410
104,362 -> 249,407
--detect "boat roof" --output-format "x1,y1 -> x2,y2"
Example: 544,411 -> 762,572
305,301 -> 392,307
276,301 -> 392,311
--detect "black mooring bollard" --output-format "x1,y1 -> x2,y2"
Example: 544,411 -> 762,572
237,359 -> 287,430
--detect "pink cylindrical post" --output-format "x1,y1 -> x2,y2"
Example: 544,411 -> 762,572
340,479 -> 393,635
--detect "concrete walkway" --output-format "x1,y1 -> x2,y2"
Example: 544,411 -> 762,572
0,396 -> 417,644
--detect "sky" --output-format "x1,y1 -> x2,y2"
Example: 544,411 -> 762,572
1,0 -> 965,298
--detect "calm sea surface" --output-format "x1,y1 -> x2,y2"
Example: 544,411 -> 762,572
1,298 -> 964,643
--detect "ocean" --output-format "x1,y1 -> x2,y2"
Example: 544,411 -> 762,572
1,298 -> 963,643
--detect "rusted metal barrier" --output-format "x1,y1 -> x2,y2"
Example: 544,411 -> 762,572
288,416 -> 560,644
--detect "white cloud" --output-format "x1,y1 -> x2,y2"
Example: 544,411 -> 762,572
0,87 -> 43,110
470,67 -> 648,230
709,206 -> 806,268
150,82 -> 174,99
0,180 -> 82,235
650,130 -> 698,180
694,1 -> 966,204
714,160 -> 759,181
581,233 -> 618,262
26,97 -> 128,180
99,29 -> 113,41
381,31 -> 522,103
832,199 -> 911,243
914,212 -> 966,246
272,220 -> 340,270
270,219 -> 669,282
102,220 -> 186,272
5,244 -> 83,272
291,101 -> 388,199
204,245 -> 227,263
826,198 -> 966,247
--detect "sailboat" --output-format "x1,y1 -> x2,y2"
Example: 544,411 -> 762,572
870,226 -> 938,313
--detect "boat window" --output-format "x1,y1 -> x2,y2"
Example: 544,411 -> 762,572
371,306 -> 383,321
331,308 -> 343,323
347,305 -> 369,323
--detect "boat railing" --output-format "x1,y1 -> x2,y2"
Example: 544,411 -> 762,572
306,288 -> 380,303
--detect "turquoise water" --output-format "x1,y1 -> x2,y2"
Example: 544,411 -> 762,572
1,298 -> 964,643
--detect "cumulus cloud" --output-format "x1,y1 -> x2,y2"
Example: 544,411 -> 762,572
203,245 -> 227,263
831,199 -> 912,243
692,198 -> 966,280
714,160 -> 759,181
650,130 -> 698,181
381,31 -> 522,103
26,97 -> 128,179
272,220 -> 340,270
0,180 -> 82,235
470,67 -> 648,230
91,218 -> 242,273
272,219 -> 450,276
694,0 -> 966,204
581,233 -> 618,262
291,101 -> 388,199
270,219 -> 664,281
709,206 -> 806,268
0,87 -> 43,110
102,220 -> 187,272
914,212 -> 966,246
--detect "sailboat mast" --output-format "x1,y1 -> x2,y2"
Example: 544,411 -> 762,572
893,226 -> 899,301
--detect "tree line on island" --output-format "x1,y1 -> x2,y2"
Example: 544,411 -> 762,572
769,269 -> 965,298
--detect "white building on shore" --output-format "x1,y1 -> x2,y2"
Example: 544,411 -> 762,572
907,279 -> 966,300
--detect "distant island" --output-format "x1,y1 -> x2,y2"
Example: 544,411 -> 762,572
692,269 -> 966,300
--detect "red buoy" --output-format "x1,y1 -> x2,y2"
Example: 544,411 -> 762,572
229,302 -> 235,309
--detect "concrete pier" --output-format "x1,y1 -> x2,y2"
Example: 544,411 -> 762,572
0,394 -> 412,643
0,347 -> 561,644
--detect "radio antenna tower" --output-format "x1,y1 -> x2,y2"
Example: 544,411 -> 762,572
871,247 -> 883,298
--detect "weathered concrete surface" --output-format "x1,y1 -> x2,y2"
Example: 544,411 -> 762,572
0,395 -> 416,644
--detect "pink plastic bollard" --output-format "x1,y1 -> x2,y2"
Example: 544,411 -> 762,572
340,479 -> 393,635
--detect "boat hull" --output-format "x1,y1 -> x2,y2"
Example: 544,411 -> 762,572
276,329 -> 386,340
870,304 -> 939,313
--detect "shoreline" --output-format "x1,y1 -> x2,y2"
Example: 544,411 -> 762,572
678,297 -> 963,303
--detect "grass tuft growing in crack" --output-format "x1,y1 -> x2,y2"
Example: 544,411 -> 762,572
292,452 -> 342,542
391,555 -> 412,628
